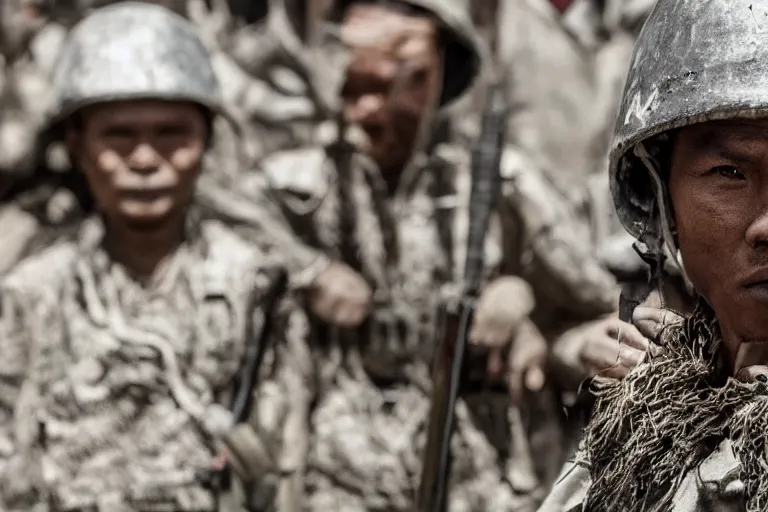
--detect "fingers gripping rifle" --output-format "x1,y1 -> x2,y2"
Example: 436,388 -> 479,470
417,79 -> 507,512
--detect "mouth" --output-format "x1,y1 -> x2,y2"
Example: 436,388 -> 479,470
741,268 -> 768,300
120,188 -> 171,201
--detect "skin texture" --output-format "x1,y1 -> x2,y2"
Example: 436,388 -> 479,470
66,99 -> 207,277
670,118 -> 768,373
340,3 -> 442,188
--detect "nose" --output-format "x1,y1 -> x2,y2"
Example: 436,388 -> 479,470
128,142 -> 161,175
346,93 -> 385,125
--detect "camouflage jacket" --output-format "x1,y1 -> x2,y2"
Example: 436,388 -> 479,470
0,215 -> 312,512
204,135 -> 571,510
454,0 -> 655,281
251,134 -> 503,382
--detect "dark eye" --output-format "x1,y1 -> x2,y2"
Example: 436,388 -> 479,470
156,125 -> 189,138
712,165 -> 746,180
102,126 -> 134,139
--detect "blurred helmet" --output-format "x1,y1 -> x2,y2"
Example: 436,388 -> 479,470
49,1 -> 223,123
333,0 -> 483,107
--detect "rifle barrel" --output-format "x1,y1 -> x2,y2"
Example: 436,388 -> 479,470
418,80 -> 508,512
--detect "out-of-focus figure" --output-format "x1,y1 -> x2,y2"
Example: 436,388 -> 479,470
199,0 -> 643,508
0,4 -> 311,511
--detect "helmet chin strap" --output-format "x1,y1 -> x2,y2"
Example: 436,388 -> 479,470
633,142 -> 693,292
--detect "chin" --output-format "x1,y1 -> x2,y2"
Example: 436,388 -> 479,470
117,209 -> 175,232
717,300 -> 768,344
120,216 -> 174,232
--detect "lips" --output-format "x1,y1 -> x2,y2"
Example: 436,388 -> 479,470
119,188 -> 171,201
740,267 -> 768,301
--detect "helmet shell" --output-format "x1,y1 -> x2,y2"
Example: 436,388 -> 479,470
333,0 -> 483,108
49,1 -> 223,123
611,0 -> 768,242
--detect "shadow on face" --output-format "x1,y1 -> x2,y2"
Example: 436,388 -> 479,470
340,3 -> 442,175
670,118 -> 768,364
66,99 -> 207,233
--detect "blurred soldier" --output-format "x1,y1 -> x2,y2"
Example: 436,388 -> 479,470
0,4 -> 311,511
202,0 -> 647,508
485,0 -> 676,393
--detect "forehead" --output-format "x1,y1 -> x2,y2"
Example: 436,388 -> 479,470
677,118 -> 768,151
80,100 -> 204,126
342,3 -> 436,45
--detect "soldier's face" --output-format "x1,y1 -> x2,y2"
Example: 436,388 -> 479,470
67,100 -> 207,231
341,4 -> 442,173
670,118 -> 768,370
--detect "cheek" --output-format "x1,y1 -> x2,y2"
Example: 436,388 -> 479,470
83,147 -> 124,198
95,149 -> 124,175
168,143 -> 204,181
673,185 -> 747,298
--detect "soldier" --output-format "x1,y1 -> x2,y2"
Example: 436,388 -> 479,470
203,0 -> 649,509
475,0 -> 680,393
540,0 -> 768,509
0,3 -> 311,511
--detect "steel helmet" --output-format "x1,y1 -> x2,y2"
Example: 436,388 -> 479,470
611,0 -> 768,246
49,1 -> 223,124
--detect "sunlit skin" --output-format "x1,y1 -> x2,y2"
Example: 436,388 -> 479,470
66,100 -> 207,277
340,4 -> 442,191
670,118 -> 768,373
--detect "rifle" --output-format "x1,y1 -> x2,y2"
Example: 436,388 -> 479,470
417,77 -> 507,512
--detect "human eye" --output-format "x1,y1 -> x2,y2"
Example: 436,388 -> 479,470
156,124 -> 189,138
710,165 -> 747,180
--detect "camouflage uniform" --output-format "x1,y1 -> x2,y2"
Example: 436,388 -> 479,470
468,0 -> 669,393
0,4 -> 312,511
456,0 -> 655,271
251,130 -> 559,512
448,2 -> 626,400
205,1 -> 567,509
0,216 -> 311,511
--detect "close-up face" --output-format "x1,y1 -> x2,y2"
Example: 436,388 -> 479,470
670,118 -> 768,368
340,3 -> 442,173
67,99 -> 207,232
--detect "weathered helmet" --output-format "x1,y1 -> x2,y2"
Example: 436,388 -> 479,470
331,0 -> 483,107
611,0 -> 768,245
48,1 -> 223,124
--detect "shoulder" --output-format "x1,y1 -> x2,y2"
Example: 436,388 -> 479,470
258,145 -> 333,198
2,240 -> 78,300
199,219 -> 285,291
537,459 -> 591,512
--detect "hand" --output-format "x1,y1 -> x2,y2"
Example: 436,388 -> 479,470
631,305 -> 684,341
308,261 -> 372,327
571,315 -> 652,379
470,276 -> 535,348
499,319 -> 548,405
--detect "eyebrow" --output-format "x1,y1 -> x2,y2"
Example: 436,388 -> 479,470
688,124 -> 768,162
